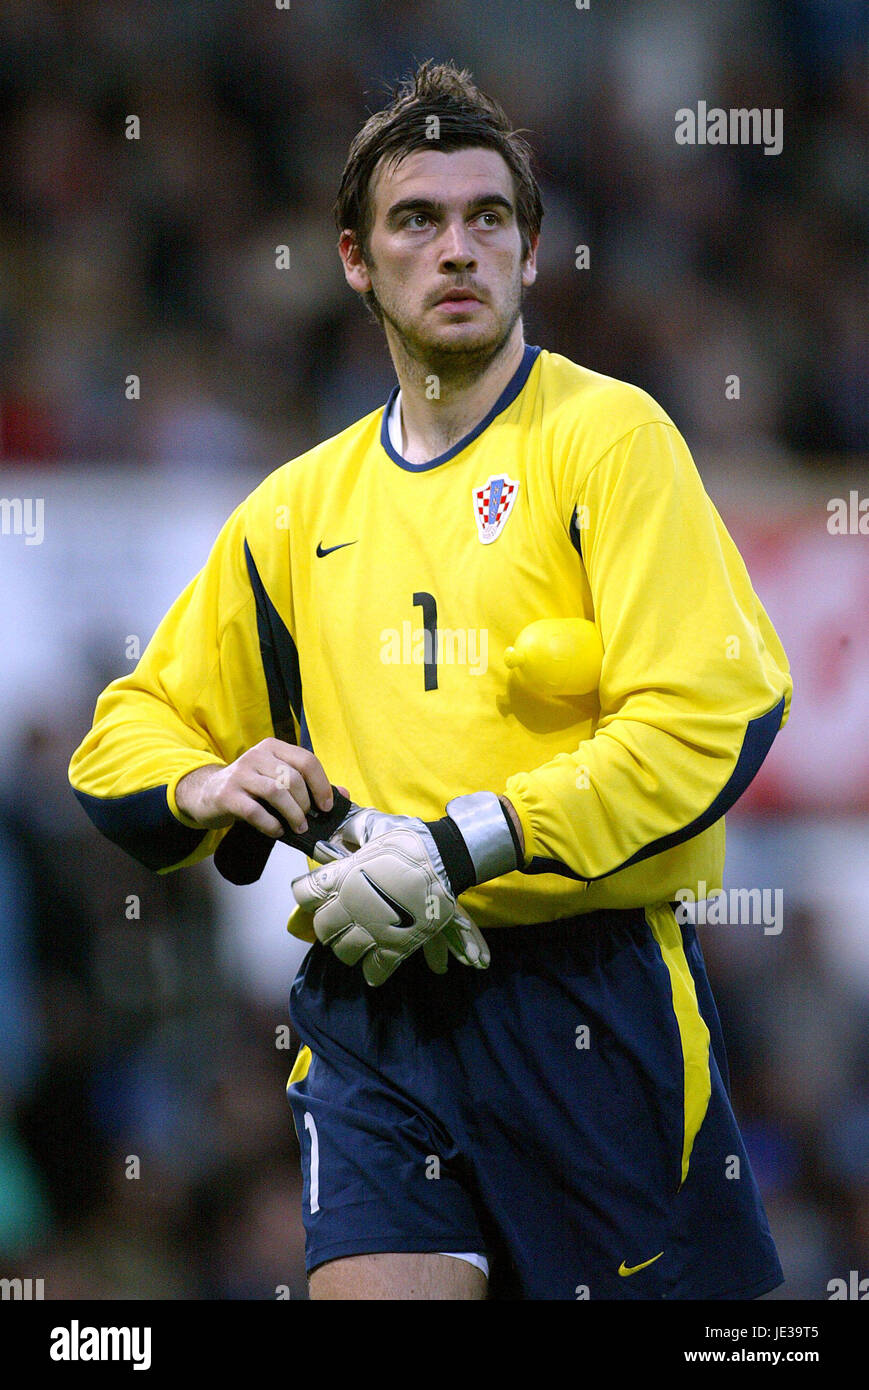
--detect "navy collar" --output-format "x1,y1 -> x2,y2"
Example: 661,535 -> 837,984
380,343 -> 542,472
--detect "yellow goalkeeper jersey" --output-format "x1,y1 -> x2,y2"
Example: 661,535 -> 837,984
69,345 -> 792,927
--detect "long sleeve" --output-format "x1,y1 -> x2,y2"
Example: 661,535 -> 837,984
69,498 -> 296,872
505,420 -> 792,883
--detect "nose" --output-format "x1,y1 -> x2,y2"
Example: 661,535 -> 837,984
438,218 -> 477,273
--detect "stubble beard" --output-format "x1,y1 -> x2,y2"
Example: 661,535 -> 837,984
370,272 -> 526,393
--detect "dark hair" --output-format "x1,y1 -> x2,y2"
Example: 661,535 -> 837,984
334,61 -> 544,320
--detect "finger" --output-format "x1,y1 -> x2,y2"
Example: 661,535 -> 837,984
225,791 -> 288,839
443,911 -> 491,969
221,769 -> 310,835
326,922 -> 372,968
291,870 -> 326,911
261,765 -> 312,829
291,859 -> 350,913
423,935 -> 449,975
251,771 -> 348,840
269,745 -> 335,814
363,947 -> 402,988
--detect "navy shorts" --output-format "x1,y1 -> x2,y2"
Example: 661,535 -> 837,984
286,902 -> 783,1300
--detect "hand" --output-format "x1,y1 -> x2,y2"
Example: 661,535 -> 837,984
215,783 -> 360,886
323,806 -> 493,976
291,793 -> 520,985
292,821 -> 489,986
176,740 -> 336,837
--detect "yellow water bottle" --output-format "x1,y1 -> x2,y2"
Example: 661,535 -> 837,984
504,618 -> 603,698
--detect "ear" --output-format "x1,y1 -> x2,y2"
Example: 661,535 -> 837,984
521,233 -> 539,289
338,230 -> 373,294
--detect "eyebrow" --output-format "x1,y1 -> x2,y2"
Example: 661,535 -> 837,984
384,193 -> 515,227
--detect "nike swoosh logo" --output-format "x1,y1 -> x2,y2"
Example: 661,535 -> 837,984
316,540 -> 358,557
618,1251 -> 664,1277
360,871 -> 416,928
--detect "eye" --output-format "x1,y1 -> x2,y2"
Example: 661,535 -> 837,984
476,211 -> 502,227
404,212 -> 431,229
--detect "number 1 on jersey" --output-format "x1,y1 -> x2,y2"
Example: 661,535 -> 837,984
413,591 -> 438,691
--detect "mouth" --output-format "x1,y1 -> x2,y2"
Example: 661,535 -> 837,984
434,289 -> 482,308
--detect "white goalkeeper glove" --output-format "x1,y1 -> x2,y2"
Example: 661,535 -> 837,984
286,803 -> 487,976
291,793 -> 522,986
322,806 -> 491,978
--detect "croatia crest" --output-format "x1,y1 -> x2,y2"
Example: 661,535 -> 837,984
473,474 -> 519,544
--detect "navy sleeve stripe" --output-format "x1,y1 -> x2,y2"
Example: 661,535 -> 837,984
522,694 -> 787,881
73,785 -> 207,871
73,547 -> 307,871
244,539 -> 302,744
568,505 -> 584,562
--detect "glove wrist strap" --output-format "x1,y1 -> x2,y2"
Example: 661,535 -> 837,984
424,815 -> 476,896
432,791 -> 519,891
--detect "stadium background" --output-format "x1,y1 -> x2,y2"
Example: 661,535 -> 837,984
0,0 -> 865,1300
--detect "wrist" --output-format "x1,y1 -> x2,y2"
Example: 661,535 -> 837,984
174,764 -> 228,828
498,797 -> 525,858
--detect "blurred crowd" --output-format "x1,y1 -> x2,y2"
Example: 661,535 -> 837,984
0,0 -> 866,476
0,0 -> 866,1300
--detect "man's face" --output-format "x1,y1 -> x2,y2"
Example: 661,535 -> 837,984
340,146 -> 537,368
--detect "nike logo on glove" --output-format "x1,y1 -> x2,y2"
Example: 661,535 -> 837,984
360,871 -> 416,928
316,540 -> 358,557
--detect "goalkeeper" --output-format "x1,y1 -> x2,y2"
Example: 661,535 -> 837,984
70,62 -> 792,1301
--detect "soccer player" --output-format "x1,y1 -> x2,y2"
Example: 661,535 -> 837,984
70,62 -> 793,1301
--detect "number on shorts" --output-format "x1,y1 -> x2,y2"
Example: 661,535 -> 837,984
303,1111 -> 320,1213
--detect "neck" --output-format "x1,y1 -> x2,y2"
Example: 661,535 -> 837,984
387,321 -> 526,464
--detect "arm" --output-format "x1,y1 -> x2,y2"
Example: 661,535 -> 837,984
69,498 -> 334,872
504,419 -> 792,882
